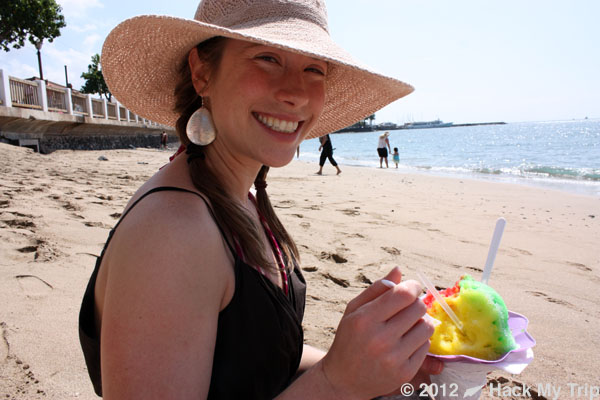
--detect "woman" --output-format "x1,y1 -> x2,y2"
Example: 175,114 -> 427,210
78,0 -> 442,398
377,131 -> 392,168
316,134 -> 342,175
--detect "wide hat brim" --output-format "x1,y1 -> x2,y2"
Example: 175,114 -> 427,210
102,15 -> 414,139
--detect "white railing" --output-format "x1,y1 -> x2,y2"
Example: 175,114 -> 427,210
0,69 -> 160,127
9,76 -> 41,110
47,86 -> 67,112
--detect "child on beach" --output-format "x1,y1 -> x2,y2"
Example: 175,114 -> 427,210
393,147 -> 400,168
78,0 -> 442,398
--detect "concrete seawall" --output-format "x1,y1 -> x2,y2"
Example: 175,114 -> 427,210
0,106 -> 177,153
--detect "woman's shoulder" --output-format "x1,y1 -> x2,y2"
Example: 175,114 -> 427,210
115,183 -> 223,255
99,182 -> 235,309
98,155 -> 235,307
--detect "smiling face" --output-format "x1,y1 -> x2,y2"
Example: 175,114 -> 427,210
190,38 -> 327,168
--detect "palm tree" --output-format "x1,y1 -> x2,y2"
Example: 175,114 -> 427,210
367,114 -> 375,126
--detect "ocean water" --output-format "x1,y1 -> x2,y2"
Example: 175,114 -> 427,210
298,119 -> 600,197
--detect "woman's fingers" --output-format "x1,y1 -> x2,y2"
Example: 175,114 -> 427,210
397,319 -> 435,359
362,279 -> 423,322
344,266 -> 403,315
384,297 -> 429,337
409,340 -> 432,371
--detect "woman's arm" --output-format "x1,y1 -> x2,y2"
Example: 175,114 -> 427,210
296,345 -> 326,376
97,192 -> 233,399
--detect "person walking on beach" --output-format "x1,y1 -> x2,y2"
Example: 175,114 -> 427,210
316,133 -> 341,175
393,147 -> 400,168
160,131 -> 168,149
377,131 -> 392,168
78,0 -> 441,398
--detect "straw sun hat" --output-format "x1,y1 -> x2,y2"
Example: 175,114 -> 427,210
101,0 -> 414,139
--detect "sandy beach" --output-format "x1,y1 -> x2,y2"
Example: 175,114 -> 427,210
1,142 -> 598,399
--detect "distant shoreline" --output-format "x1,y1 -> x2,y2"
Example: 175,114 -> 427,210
335,121 -> 506,133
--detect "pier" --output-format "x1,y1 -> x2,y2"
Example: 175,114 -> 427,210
0,69 -> 175,153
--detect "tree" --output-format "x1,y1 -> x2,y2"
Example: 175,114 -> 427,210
80,54 -> 112,101
0,0 -> 66,51
367,114 -> 376,126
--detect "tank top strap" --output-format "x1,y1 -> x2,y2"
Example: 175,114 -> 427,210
116,186 -> 237,258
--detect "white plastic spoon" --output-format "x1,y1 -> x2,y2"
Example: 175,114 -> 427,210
481,217 -> 506,285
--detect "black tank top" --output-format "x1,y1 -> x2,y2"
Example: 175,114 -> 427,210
78,187 -> 306,399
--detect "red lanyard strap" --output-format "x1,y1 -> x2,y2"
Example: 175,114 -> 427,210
248,193 -> 289,296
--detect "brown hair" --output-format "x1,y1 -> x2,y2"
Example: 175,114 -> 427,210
173,37 -> 299,272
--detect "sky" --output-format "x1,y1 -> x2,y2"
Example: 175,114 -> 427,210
1,0 -> 599,125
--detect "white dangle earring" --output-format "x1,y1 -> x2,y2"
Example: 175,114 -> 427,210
186,101 -> 217,146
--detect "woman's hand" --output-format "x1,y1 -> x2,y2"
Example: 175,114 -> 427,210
320,267 -> 436,399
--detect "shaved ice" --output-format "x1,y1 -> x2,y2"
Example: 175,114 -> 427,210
424,275 -> 517,360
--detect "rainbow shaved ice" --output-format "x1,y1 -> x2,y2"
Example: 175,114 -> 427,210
423,275 -> 517,360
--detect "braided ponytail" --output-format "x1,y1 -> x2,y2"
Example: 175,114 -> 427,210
254,166 -> 300,271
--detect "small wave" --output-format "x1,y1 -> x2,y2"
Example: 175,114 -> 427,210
522,166 -> 600,181
582,173 -> 600,181
475,167 -> 502,175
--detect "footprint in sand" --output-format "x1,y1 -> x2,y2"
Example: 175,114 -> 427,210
3,218 -> 36,230
408,221 -> 431,229
346,233 -> 365,239
1,322 -> 9,363
320,252 -> 347,264
49,194 -> 82,213
340,208 -> 360,216
511,247 -> 533,256
381,246 -> 401,256
527,291 -> 574,308
84,221 -> 111,229
0,322 -> 45,397
274,200 -> 295,209
15,275 -> 53,298
61,201 -> 81,212
321,273 -> 350,288
303,204 -> 320,211
22,238 -> 64,262
356,273 -> 372,285
466,265 -> 484,273
566,261 -> 592,272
